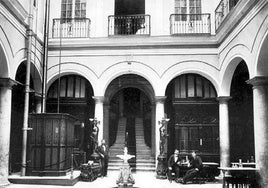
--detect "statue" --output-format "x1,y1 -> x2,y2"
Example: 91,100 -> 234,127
89,118 -> 100,162
116,147 -> 135,188
156,117 -> 169,179
159,123 -> 169,155
89,118 -> 99,150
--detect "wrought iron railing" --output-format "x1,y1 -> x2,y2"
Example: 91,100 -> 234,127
108,14 -> 150,36
215,0 -> 240,30
52,18 -> 91,38
170,14 -> 211,35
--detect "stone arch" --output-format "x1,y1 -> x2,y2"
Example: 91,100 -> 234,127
47,62 -> 98,95
14,60 -> 42,94
104,74 -> 156,155
99,61 -> 159,96
255,30 -> 268,76
220,56 -> 251,96
104,74 -> 155,104
161,61 -> 220,96
220,43 -> 253,96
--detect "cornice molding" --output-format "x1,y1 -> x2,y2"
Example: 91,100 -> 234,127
217,96 -> 232,104
0,78 -> 19,89
247,76 -> 268,87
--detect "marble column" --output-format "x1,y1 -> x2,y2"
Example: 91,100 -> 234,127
93,96 -> 104,144
0,78 -> 17,186
103,104 -> 110,146
217,96 -> 232,169
247,76 -> 268,187
155,96 -> 166,158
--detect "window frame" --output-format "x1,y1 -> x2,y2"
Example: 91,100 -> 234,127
61,0 -> 87,22
174,0 -> 202,21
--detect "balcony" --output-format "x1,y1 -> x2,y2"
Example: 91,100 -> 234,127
170,14 -> 211,35
215,0 -> 240,30
52,18 -> 91,38
108,14 -> 151,36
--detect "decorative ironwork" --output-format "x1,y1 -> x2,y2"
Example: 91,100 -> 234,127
108,14 -> 151,36
52,18 -> 91,38
170,14 -> 211,35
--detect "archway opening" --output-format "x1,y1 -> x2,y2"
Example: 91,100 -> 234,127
46,74 -> 95,160
109,88 -> 152,153
165,73 -> 219,162
10,62 -> 36,173
105,74 -> 155,170
229,61 -> 254,162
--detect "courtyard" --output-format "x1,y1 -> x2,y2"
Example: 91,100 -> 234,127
7,171 -> 222,188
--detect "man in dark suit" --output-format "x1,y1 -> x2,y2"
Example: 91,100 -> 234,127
167,149 -> 182,182
181,151 -> 203,184
97,139 -> 109,177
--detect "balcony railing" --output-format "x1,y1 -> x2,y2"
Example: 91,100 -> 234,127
52,18 -> 90,38
170,14 -> 211,35
108,14 -> 150,36
215,0 -> 240,30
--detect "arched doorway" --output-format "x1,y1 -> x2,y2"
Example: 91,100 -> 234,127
115,0 -> 145,15
165,74 -> 219,162
229,61 -> 254,162
113,0 -> 146,35
10,62 -> 39,173
46,74 -> 95,158
104,74 -> 155,171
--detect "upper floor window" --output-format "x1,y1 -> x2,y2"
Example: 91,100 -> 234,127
175,0 -> 202,21
61,0 -> 86,20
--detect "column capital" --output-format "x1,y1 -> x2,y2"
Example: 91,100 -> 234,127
217,96 -> 232,103
247,76 -> 268,87
92,96 -> 105,104
0,78 -> 18,89
154,96 -> 166,104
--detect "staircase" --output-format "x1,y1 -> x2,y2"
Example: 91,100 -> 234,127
135,118 -> 155,172
108,117 -> 127,171
108,117 -> 155,172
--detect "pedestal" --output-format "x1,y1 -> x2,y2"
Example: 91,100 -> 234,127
116,164 -> 135,188
156,154 -> 167,179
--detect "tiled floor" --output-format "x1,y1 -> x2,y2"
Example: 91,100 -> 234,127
7,171 -> 222,188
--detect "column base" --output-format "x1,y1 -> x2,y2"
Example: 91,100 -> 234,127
0,179 -> 10,187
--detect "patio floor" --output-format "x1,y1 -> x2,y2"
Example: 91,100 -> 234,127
7,171 -> 222,188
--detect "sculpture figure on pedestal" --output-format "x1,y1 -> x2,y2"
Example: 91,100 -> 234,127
89,118 -> 100,163
156,117 -> 169,179
116,147 -> 135,188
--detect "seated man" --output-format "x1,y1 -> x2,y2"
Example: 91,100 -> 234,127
181,151 -> 203,184
167,149 -> 182,183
